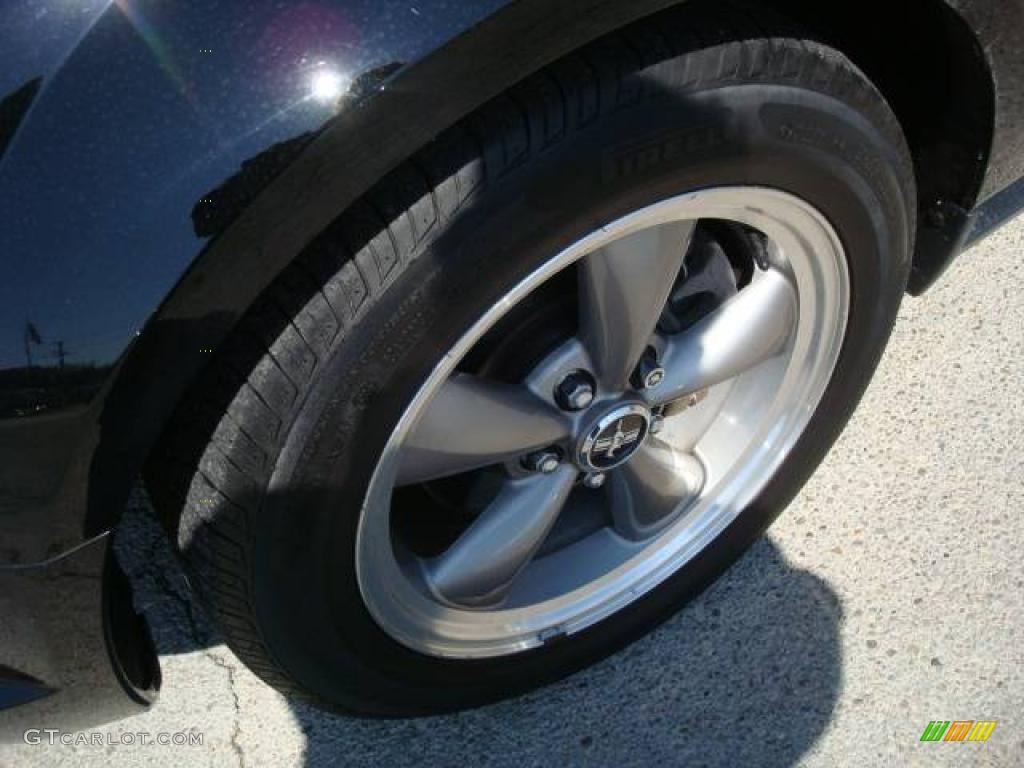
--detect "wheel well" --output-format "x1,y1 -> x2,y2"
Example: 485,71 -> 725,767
753,0 -> 994,215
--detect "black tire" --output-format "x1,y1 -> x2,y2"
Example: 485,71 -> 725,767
148,3 -> 914,715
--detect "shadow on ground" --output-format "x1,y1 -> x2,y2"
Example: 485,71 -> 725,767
116,497 -> 842,768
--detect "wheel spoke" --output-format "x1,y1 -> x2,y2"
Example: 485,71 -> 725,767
580,220 -> 695,390
648,269 -> 797,407
608,438 -> 704,540
425,465 -> 578,606
396,373 -> 571,486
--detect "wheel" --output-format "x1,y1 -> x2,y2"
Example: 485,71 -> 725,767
149,4 -> 915,715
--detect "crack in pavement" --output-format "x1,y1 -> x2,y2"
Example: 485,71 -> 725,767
117,499 -> 248,768
208,650 -> 247,768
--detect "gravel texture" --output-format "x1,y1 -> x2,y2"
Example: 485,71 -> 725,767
3,213 -> 1023,768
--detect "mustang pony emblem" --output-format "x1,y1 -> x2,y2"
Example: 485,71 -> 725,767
592,419 -> 643,458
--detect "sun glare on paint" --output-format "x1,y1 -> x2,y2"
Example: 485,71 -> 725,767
309,67 -> 346,103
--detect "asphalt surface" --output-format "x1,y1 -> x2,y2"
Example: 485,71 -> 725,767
5,213 -> 1024,768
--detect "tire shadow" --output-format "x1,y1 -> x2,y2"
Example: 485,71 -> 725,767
117,495 -> 841,768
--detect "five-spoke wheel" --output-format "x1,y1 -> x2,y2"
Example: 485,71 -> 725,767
357,187 -> 848,658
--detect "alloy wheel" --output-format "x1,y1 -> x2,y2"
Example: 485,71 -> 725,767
356,186 -> 849,658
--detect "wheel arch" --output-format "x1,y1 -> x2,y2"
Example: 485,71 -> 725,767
90,0 -> 693,537
108,0 -> 993,538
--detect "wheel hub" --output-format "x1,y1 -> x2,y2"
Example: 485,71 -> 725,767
576,402 -> 651,471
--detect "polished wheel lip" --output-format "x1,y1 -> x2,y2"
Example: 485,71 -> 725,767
356,186 -> 849,658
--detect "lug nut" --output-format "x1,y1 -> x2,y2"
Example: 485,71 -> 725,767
632,355 -> 665,390
632,348 -> 665,390
523,449 -> 561,474
582,472 -> 606,489
649,414 -> 665,435
555,370 -> 596,411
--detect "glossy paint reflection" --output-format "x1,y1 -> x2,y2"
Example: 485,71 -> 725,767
0,0 -> 504,404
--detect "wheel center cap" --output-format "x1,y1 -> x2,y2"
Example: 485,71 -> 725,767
577,403 -> 651,472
